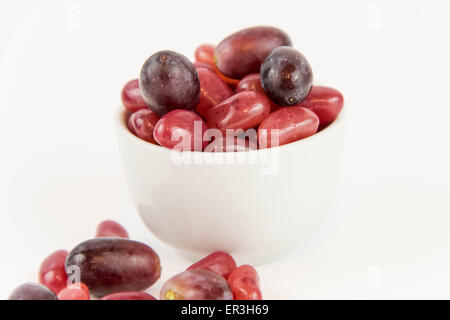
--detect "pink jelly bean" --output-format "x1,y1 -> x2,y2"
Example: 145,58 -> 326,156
127,108 -> 160,144
258,107 -> 319,148
57,282 -> 90,300
121,79 -> 147,113
298,86 -> 344,127
206,91 -> 270,132
236,73 -> 281,112
39,250 -> 69,294
187,252 -> 237,279
96,220 -> 129,239
196,68 -> 233,119
154,110 -> 208,151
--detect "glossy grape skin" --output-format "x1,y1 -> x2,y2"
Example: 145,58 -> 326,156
153,109 -> 208,151
227,265 -> 262,300
101,292 -> 157,300
127,108 -> 160,144
215,26 -> 292,79
139,50 -> 200,116
9,283 -> 58,300
160,269 -> 233,300
65,238 -> 161,297
96,220 -> 129,239
121,79 -> 147,113
258,107 -> 319,148
57,282 -> 90,300
196,68 -> 233,119
187,252 -> 237,279
195,44 -> 215,66
236,73 -> 281,112
298,86 -> 344,127
38,249 -> 68,294
206,91 -> 270,132
260,46 -> 313,106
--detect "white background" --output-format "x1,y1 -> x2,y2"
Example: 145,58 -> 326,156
1,0 -> 450,299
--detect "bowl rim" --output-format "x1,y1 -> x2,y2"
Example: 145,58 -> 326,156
116,105 -> 345,154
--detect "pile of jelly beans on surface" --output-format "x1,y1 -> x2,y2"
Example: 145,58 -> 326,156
8,220 -> 262,300
123,26 -> 344,151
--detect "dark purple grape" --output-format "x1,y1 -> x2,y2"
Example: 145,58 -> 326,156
9,283 -> 58,300
215,26 -> 292,79
160,269 -> 233,300
260,46 -> 313,106
65,238 -> 161,297
139,50 -> 200,116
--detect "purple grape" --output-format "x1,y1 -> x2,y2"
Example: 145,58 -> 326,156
160,269 -> 233,300
65,238 -> 161,297
139,50 -> 200,116
9,283 -> 58,300
260,46 -> 313,106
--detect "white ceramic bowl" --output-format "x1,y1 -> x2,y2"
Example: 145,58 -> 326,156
116,108 -> 345,265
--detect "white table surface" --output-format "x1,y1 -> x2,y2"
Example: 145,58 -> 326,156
1,0 -> 450,299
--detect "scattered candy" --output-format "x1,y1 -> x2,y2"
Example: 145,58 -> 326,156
57,282 -> 90,300
160,269 -> 233,300
96,220 -> 129,239
100,291 -> 157,300
38,249 -> 69,294
10,218 -> 262,301
187,251 -> 237,279
228,265 -> 262,300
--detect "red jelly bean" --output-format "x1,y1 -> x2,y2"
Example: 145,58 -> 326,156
154,110 -> 208,151
193,61 -> 215,72
207,91 -> 270,132
100,292 -> 157,300
121,79 -> 147,113
258,107 -> 319,148
187,252 -> 237,279
127,108 -> 160,144
236,73 -> 281,112
96,220 -> 129,239
195,44 -> 215,66
227,265 -> 262,300
57,282 -> 90,300
196,68 -> 233,119
204,137 -> 258,152
298,86 -> 344,127
39,250 -> 69,294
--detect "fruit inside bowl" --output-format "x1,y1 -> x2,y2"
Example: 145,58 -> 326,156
121,26 -> 344,151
